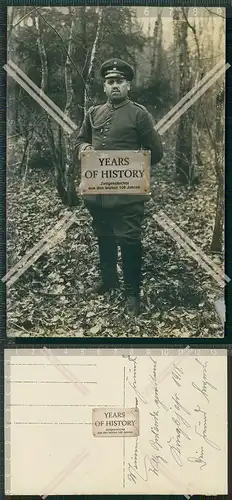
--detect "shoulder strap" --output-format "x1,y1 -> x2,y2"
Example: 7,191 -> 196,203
132,101 -> 147,112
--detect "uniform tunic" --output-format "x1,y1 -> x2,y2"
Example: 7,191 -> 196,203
75,98 -> 163,208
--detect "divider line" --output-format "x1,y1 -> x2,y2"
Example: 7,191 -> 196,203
42,347 -> 90,397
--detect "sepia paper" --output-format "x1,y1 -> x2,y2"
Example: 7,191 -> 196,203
5,348 -> 227,495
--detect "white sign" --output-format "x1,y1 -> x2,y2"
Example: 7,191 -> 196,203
79,150 -> 150,195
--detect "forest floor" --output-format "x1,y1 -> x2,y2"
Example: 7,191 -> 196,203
7,141 -> 224,338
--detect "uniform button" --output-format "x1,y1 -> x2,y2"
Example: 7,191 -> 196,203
105,129 -> 108,131
102,143 -> 106,146
103,136 -> 106,139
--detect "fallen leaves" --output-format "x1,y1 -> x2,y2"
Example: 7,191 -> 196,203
89,325 -> 101,335
6,158 -> 224,338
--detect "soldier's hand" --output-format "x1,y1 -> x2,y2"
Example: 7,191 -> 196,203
78,144 -> 94,160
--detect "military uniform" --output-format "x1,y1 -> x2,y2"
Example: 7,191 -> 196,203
75,59 -> 163,315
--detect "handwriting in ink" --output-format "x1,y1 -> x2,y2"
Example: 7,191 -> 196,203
187,446 -> 207,470
192,359 -> 217,403
126,378 -> 148,404
127,454 -> 168,484
149,358 -> 168,411
194,405 -> 221,451
172,363 -> 184,388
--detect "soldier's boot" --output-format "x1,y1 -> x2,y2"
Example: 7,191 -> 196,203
93,236 -> 119,295
120,242 -> 142,316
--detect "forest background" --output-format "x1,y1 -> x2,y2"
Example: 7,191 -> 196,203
6,6 -> 226,338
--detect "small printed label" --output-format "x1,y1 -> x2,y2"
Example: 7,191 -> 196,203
80,150 -> 150,195
92,407 -> 139,437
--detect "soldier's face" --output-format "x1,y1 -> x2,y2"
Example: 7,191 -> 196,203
104,77 -> 130,101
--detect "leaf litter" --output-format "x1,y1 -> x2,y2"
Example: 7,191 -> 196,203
7,160 -> 224,338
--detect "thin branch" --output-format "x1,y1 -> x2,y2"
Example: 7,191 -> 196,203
64,7 -> 75,115
181,8 -> 196,34
21,139 -> 33,190
8,113 -> 45,140
84,7 -> 103,115
87,8 -> 103,80
7,6 -> 15,35
11,8 -> 37,31
34,6 -> 94,106
205,7 -> 225,20
81,48 -> 90,77
183,9 -> 218,152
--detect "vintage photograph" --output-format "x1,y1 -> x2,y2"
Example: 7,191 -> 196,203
6,6 -> 226,337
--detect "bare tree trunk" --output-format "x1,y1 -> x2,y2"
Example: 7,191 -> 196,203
183,12 -> 212,168
84,8 -> 103,117
19,128 -> 31,176
156,10 -> 163,75
7,7 -> 21,136
21,141 -> 31,190
174,8 -> 194,184
184,16 -> 203,167
35,16 -> 47,91
63,7 -> 79,206
7,7 -> 15,41
150,14 -> 159,75
211,87 -> 224,252
18,103 -> 32,176
35,13 -> 67,203
185,11 -> 224,248
79,6 -> 88,124
172,9 -> 180,102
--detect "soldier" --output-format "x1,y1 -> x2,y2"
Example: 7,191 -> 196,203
75,58 -> 163,316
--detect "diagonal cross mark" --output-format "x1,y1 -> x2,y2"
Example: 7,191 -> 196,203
40,347 -> 191,497
142,346 -> 191,400
126,347 -> 192,498
42,347 -> 91,396
156,62 -> 229,134
38,348 -> 92,498
5,60 -> 229,138
158,210 -> 229,283
3,61 -> 230,288
40,449 -> 89,499
153,211 -> 229,287
2,211 -> 80,287
157,62 -> 229,134
7,59 -> 77,131
4,62 -> 76,135
155,59 -> 225,130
